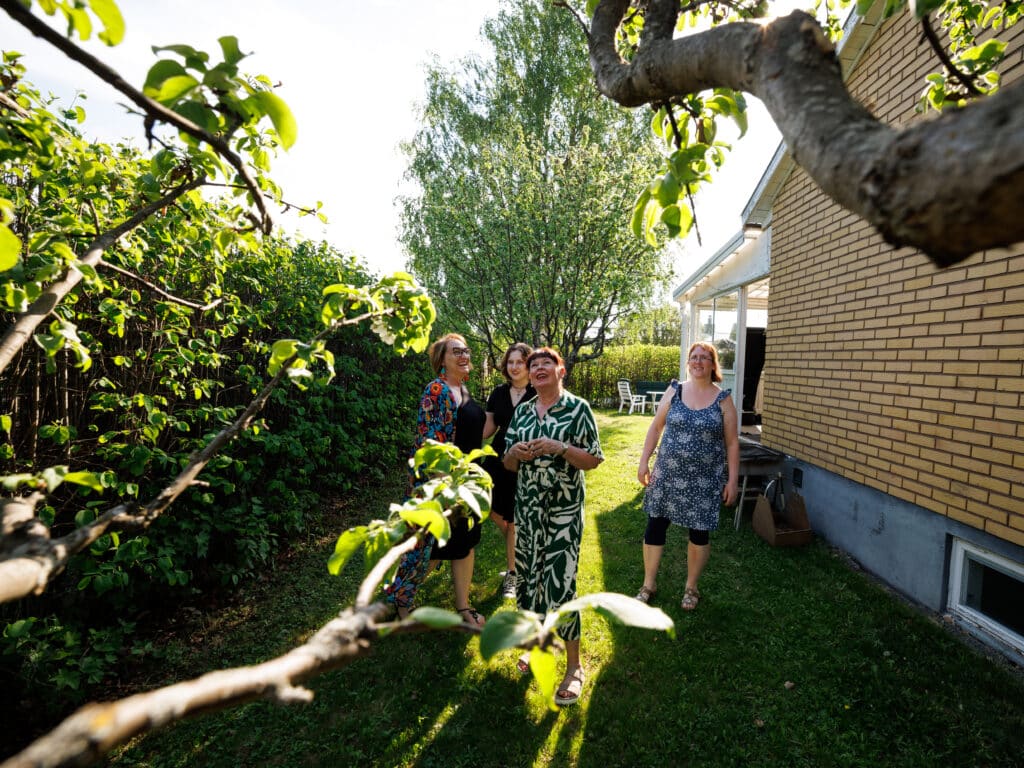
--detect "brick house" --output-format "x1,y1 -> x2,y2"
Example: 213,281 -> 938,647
674,5 -> 1024,661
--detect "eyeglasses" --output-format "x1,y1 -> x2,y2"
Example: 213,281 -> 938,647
688,355 -> 712,362
449,347 -> 471,357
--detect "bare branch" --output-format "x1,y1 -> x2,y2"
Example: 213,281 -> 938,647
588,2 -> 1024,265
919,15 -> 983,98
1,603 -> 389,768
0,0 -> 274,234
97,260 -> 223,311
552,1 -> 590,36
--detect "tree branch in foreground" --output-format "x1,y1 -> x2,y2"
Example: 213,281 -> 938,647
1,603 -> 390,768
0,0 -> 274,234
0,176 -> 206,376
588,0 -> 1024,265
0,309 -> 383,605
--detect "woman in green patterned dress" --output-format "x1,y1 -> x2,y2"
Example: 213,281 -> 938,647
502,347 -> 603,706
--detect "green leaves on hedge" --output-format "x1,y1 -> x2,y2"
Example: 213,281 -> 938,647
0,223 -> 19,273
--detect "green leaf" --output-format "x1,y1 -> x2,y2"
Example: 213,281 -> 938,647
218,36 -> 247,66
250,91 -> 298,150
63,471 -> 104,493
65,6 -> 93,41
958,39 -> 1007,64
327,526 -> 368,575
655,170 -> 680,207
630,188 -> 651,239
0,224 -> 21,272
529,648 -> 558,710
174,100 -> 220,134
558,592 -> 676,638
0,415 -> 11,434
143,59 -> 188,95
661,204 -> 682,238
399,500 -> 449,542
154,75 -> 200,106
909,0 -> 944,19
478,610 -> 542,660
88,0 -> 125,45
3,618 -> 35,639
405,606 -> 463,628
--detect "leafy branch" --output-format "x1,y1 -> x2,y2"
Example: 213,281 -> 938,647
0,0 -> 275,233
0,274 -> 436,605
0,175 -> 206,375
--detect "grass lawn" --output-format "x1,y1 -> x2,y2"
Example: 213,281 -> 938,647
110,411 -> 1024,768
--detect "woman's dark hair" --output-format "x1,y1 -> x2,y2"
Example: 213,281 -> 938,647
499,342 -> 533,381
526,346 -> 564,370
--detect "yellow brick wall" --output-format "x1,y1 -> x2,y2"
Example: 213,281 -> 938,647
763,12 -> 1024,547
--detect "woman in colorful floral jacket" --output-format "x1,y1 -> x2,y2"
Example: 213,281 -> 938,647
383,333 -> 487,627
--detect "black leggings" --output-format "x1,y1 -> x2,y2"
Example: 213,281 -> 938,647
644,517 -> 709,546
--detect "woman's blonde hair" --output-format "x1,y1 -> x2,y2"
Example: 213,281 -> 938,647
428,333 -> 468,374
687,341 -> 723,383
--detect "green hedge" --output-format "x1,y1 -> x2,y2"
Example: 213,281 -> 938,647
568,344 -> 681,405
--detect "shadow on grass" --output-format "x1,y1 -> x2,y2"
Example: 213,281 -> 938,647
584,415 -> 1024,767
107,412 -> 1024,768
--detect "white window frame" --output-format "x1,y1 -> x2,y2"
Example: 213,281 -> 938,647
947,538 -> 1024,656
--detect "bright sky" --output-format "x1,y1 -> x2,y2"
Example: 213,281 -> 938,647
4,0 -> 791,281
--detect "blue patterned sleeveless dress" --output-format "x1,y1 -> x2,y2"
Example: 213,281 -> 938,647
642,382 -> 731,531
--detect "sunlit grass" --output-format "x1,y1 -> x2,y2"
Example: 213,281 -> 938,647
109,411 -> 1024,768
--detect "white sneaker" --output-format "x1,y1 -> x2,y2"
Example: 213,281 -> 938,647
502,571 -> 517,599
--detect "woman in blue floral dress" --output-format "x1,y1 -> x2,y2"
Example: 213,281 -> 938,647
635,342 -> 739,611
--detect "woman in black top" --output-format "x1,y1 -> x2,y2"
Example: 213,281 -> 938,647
483,342 -> 535,598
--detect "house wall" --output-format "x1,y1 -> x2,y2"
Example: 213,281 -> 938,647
762,10 -> 1024,599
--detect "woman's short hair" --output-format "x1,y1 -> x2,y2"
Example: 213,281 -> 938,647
428,333 -> 467,374
526,346 -> 564,370
499,342 -> 533,381
688,341 -> 723,383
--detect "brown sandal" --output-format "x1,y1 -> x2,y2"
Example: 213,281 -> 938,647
681,587 -> 700,611
457,607 -> 486,627
635,586 -> 657,604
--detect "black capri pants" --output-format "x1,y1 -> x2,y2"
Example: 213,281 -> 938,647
644,516 -> 709,546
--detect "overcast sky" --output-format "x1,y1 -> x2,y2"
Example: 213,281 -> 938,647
4,0 -> 789,280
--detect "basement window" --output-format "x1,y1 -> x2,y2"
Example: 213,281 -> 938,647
948,539 -> 1024,659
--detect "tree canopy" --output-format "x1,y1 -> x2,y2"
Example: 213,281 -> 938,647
579,0 -> 1023,266
401,0 -> 674,374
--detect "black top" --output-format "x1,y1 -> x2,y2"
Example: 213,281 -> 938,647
486,382 -> 537,458
454,394 -> 486,454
